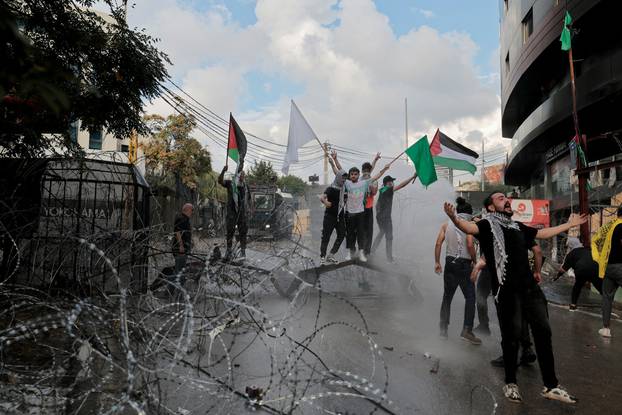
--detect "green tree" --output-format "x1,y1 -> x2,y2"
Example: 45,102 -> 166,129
277,175 -> 308,196
198,170 -> 227,202
0,0 -> 169,156
142,114 -> 211,190
246,160 -> 278,185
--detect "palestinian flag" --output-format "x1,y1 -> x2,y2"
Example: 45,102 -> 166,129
430,129 -> 479,174
227,113 -> 247,164
405,136 -> 437,187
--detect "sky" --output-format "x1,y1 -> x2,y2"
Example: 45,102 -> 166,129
120,0 -> 507,182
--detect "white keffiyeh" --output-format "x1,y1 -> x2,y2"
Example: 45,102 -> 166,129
482,211 -> 520,288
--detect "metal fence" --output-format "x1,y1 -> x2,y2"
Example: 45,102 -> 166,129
0,158 -> 150,294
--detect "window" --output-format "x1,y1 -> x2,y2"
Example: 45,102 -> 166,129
522,8 -> 533,44
89,130 -> 102,150
120,144 -> 129,152
505,52 -> 510,74
69,122 -> 78,144
252,194 -> 275,211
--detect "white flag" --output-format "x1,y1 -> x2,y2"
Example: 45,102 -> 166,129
282,100 -> 319,174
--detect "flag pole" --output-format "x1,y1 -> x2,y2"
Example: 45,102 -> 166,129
564,12 -> 589,245
225,113 -> 231,169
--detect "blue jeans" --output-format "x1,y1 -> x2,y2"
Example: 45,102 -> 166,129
440,257 -> 475,330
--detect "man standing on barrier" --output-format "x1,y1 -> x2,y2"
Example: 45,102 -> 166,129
219,164 -> 250,261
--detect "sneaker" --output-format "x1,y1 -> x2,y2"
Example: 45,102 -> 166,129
345,251 -> 353,261
238,251 -> 246,261
359,250 -> 368,262
541,385 -> 577,404
520,347 -> 537,365
490,355 -> 504,367
319,257 -> 326,265
326,254 -> 338,263
473,325 -> 491,336
460,329 -> 482,345
439,327 -> 448,339
598,327 -> 612,338
569,304 -> 577,311
503,383 -> 522,403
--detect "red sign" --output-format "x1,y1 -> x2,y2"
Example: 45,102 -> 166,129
511,199 -> 550,228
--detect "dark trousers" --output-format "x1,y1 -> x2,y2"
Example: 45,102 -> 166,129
320,213 -> 346,257
476,268 -> 492,328
440,257 -> 476,330
477,268 -> 532,349
571,271 -> 603,305
495,285 -> 558,388
226,208 -> 247,251
602,263 -> 622,327
346,212 -> 366,251
363,207 -> 374,254
371,217 -> 393,260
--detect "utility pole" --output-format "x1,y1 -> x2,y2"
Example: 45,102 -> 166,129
481,141 -> 485,192
323,142 -> 329,185
405,98 -> 409,165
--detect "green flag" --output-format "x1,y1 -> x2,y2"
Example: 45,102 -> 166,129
560,11 -> 572,51
405,136 -> 437,187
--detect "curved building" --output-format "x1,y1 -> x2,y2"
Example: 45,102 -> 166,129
501,0 -> 622,220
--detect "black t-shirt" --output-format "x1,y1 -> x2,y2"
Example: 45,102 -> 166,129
323,186 -> 340,216
376,187 -> 394,221
476,219 -> 538,294
172,213 -> 192,253
562,247 -> 598,277
224,181 -> 246,212
608,225 -> 622,264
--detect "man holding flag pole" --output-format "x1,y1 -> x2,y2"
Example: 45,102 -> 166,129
219,113 -> 250,261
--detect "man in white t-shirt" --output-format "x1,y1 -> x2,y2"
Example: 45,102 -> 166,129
344,163 -> 390,262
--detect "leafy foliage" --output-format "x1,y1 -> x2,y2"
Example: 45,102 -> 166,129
0,0 -> 169,156
142,114 -> 211,189
277,175 -> 308,196
198,170 -> 228,202
246,160 -> 278,185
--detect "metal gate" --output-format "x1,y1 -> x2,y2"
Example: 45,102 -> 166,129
0,158 -> 150,295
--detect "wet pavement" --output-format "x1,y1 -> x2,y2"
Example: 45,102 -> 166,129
161,243 -> 622,415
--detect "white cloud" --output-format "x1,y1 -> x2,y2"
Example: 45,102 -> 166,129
130,0 -> 503,180
410,7 -> 435,19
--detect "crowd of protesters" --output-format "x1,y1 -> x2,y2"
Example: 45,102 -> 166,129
161,150 -> 622,407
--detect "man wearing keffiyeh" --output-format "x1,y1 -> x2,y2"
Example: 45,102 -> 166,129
443,192 -> 586,405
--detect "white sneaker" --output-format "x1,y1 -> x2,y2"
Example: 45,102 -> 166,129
541,385 -> 577,404
319,257 -> 326,265
345,251 -> 352,261
503,383 -> 522,403
598,327 -> 612,338
326,254 -> 338,263
359,250 -> 368,262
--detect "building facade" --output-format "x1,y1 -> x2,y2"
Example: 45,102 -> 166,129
70,120 -> 145,174
501,0 -> 622,234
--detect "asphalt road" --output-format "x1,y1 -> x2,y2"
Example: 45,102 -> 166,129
161,247 -> 621,415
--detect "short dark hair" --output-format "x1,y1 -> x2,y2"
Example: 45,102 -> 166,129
456,197 -> 473,215
618,205 -> 622,217
483,191 -> 502,209
361,162 -> 372,172
349,167 -> 360,174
